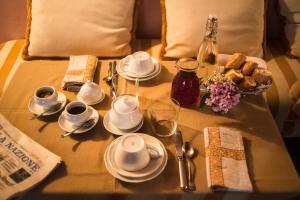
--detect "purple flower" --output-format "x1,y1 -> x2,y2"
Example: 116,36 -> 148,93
205,81 -> 240,113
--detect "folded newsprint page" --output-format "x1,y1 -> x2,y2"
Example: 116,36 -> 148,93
0,114 -> 62,200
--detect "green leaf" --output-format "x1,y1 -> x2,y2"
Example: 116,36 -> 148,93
200,92 -> 210,109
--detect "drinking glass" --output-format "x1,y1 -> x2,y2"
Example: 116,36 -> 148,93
148,98 -> 180,137
114,75 -> 139,100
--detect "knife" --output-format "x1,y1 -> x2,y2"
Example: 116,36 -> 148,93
175,130 -> 188,191
110,61 -> 118,98
112,60 -> 117,75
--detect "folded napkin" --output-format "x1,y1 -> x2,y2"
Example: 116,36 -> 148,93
204,127 -> 253,192
62,55 -> 98,92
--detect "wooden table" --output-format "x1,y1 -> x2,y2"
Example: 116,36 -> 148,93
0,60 -> 299,200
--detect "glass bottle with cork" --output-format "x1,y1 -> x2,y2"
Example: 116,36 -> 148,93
197,15 -> 218,80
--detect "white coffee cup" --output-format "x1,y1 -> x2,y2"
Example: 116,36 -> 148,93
109,95 -> 143,130
127,51 -> 154,75
78,81 -> 103,105
64,101 -> 92,125
34,86 -> 58,109
114,134 -> 151,171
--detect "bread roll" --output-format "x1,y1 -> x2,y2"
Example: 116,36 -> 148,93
241,61 -> 258,75
251,68 -> 272,84
225,53 -> 246,69
238,76 -> 257,89
225,69 -> 244,82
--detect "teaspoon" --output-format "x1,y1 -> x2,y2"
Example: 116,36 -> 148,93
182,141 -> 196,191
103,62 -> 113,85
61,118 -> 95,137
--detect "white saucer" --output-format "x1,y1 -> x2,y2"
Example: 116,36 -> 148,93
104,133 -> 168,183
28,92 -> 67,116
58,107 -> 99,134
118,56 -> 158,77
117,56 -> 161,81
103,110 -> 144,136
77,89 -> 105,106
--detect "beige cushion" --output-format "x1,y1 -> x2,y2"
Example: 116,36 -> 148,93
160,0 -> 265,59
279,0 -> 300,57
23,0 -> 136,60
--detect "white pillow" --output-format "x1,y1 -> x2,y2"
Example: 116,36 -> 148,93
23,0 -> 136,60
160,0 -> 265,59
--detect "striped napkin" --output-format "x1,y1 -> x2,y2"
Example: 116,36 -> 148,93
62,55 -> 98,92
204,127 -> 253,192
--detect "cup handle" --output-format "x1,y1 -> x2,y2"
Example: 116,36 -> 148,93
62,111 -> 68,117
86,107 -> 93,117
146,145 -> 161,160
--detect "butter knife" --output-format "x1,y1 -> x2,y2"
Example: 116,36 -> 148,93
110,61 -> 118,98
175,130 -> 188,191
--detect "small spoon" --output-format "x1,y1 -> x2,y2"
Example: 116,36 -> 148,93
102,62 -> 113,85
30,102 -> 62,120
61,119 -> 95,137
182,141 -> 196,191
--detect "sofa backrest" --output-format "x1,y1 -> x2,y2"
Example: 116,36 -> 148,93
0,0 -> 27,43
136,0 -> 161,38
0,0 -> 281,43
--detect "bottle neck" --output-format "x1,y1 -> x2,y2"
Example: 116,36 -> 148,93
204,34 -> 216,43
204,28 -> 217,42
204,15 -> 218,42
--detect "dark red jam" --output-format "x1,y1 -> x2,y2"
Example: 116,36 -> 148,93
171,71 -> 200,107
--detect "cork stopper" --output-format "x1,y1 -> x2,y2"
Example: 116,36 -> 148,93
176,58 -> 199,71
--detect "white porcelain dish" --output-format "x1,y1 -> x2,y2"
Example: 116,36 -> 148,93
58,106 -> 99,134
104,133 -> 168,183
103,110 -> 143,136
28,91 -> 67,116
117,56 -> 161,81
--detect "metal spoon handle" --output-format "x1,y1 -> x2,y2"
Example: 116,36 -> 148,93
62,119 -> 95,137
31,111 -> 47,119
62,131 -> 74,137
187,159 -> 195,191
31,103 -> 61,120
178,158 -> 188,191
62,126 -> 82,137
31,109 -> 52,119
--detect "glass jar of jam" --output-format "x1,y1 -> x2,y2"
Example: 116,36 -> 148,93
171,58 -> 201,107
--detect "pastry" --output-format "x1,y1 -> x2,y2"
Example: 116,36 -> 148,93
225,69 -> 244,82
251,68 -> 272,85
225,53 -> 246,69
238,76 -> 257,89
241,61 -> 258,75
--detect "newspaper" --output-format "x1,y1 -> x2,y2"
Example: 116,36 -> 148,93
0,114 -> 62,200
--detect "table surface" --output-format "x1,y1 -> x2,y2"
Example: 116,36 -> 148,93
0,60 -> 299,200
